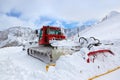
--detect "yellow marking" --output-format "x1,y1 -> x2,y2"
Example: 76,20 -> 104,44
46,63 -> 56,71
88,66 -> 120,80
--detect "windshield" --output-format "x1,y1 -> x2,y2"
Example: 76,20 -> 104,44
39,29 -> 42,39
47,29 -> 61,35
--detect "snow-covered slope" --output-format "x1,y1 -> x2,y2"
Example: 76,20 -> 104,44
79,11 -> 120,40
101,11 -> 120,21
0,26 -> 37,48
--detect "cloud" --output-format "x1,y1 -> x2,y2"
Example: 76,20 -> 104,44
1,0 -> 120,20
6,8 -> 22,18
0,13 -> 35,30
0,0 -> 120,30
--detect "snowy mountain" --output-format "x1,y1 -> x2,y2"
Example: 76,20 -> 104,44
66,23 -> 94,38
79,11 -> 120,40
0,26 -> 37,48
101,11 -> 120,22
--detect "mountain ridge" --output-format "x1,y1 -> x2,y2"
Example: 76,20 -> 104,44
101,11 -> 120,22
0,26 -> 37,48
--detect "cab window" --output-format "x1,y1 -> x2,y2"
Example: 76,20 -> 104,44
48,29 -> 61,35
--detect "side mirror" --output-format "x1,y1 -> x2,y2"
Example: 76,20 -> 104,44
35,30 -> 39,37
35,30 -> 38,34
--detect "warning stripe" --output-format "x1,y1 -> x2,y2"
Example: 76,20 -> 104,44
88,66 -> 120,80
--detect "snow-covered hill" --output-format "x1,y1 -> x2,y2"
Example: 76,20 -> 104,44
0,26 -> 37,48
79,11 -> 120,40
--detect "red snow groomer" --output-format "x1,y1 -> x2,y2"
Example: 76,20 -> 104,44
26,26 -> 66,63
78,37 -> 114,63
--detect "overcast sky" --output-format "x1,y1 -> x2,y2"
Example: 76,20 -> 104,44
0,0 -> 120,30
